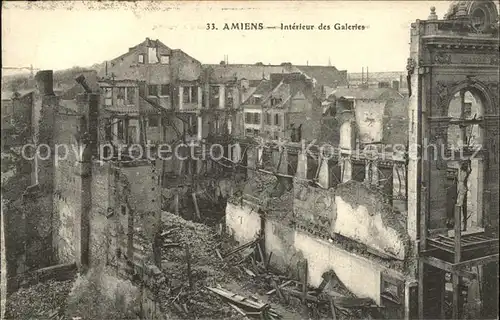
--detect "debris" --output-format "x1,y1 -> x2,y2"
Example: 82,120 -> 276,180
224,239 -> 258,258
206,286 -> 269,311
228,303 -> 248,317
243,267 -> 256,278
266,280 -> 293,295
216,248 -> 224,261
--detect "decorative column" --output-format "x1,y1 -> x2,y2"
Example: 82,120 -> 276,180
427,119 -> 450,231
273,147 -> 288,174
227,116 -> 233,134
232,143 -> 241,163
113,119 -> 118,143
219,85 -> 225,109
340,155 -> 352,182
178,86 -> 184,111
318,155 -> 330,188
338,111 -> 355,152
197,115 -> 203,141
197,86 -> 203,109
483,116 -> 499,233
365,159 -> 379,185
296,152 -> 308,180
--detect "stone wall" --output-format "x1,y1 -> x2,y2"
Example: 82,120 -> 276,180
225,202 -> 262,244
292,179 -> 409,260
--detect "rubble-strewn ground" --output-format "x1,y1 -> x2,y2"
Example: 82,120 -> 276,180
3,209 -> 376,320
4,279 -> 75,320
156,211 -> 376,320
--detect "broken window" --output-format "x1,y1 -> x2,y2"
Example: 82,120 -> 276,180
104,87 -> 112,106
254,113 -> 261,125
126,87 -> 135,105
183,87 -> 191,103
160,84 -> 170,96
160,55 -> 170,64
117,120 -> 124,140
138,54 -> 145,64
148,85 -> 158,96
307,156 -> 319,180
274,113 -> 280,126
226,89 -> 234,108
210,86 -> 220,107
266,112 -> 272,125
380,273 -> 404,319
148,47 -> 159,64
352,161 -> 366,182
191,86 -> 198,103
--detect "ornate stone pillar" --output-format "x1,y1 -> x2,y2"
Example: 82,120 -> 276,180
318,155 -> 330,188
427,119 -> 450,231
197,86 -> 202,109
178,87 -> 184,110
219,85 -> 225,109
340,154 -> 352,182
483,116 -> 499,233
197,115 -> 203,141
365,159 -> 379,185
296,152 -> 308,180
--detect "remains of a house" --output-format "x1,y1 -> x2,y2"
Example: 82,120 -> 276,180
1,1 -> 498,320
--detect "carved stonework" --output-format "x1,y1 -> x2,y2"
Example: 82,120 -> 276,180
435,81 -> 458,116
429,121 -> 449,145
487,82 -> 499,114
443,0 -> 499,34
406,58 -> 416,75
434,52 -> 452,64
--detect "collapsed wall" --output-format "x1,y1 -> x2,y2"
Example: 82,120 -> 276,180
226,170 -> 413,311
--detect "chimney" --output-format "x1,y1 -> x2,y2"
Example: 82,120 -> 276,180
88,94 -> 100,157
35,70 -> 54,96
75,75 -> 92,93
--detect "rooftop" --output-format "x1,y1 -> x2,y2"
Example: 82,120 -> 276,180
329,87 -> 404,101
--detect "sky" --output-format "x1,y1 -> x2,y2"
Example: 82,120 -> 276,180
2,1 -> 452,75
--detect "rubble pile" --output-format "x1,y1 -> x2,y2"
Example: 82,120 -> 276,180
4,279 -> 75,320
154,211 -> 381,319
157,211 -> 241,319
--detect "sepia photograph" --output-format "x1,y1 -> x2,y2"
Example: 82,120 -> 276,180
1,1 -> 499,319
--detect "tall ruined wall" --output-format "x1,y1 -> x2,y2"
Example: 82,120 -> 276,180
293,180 -> 410,260
334,181 -> 409,260
52,113 -> 84,263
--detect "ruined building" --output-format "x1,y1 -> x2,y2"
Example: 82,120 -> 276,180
226,1 -> 499,320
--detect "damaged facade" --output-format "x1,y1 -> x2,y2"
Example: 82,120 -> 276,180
2,2 -> 499,319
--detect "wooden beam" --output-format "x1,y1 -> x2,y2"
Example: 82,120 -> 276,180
302,259 -> 309,317
452,273 -> 460,320
192,192 -> 201,220
453,253 -> 500,271
420,186 -> 428,251
421,256 -> 453,272
454,205 -> 462,263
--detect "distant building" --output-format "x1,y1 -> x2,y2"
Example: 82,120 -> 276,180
347,71 -> 408,95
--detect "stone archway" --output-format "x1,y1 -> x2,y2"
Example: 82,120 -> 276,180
407,1 -> 499,319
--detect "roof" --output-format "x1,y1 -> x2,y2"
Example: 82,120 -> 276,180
110,38 -> 170,63
206,64 -> 301,82
104,97 -> 160,114
1,90 -> 34,100
295,66 -> 349,88
348,71 -> 405,81
329,87 -> 403,101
